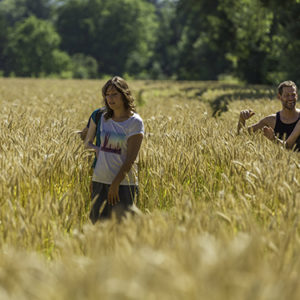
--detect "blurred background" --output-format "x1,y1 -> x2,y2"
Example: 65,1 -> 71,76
0,0 -> 299,84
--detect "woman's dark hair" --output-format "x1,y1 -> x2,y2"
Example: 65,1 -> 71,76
102,76 -> 136,120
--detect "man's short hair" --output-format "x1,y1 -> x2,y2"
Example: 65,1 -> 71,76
278,80 -> 297,95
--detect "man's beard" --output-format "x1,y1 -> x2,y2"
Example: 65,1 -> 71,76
283,101 -> 296,110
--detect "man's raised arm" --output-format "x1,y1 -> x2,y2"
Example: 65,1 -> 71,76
237,109 -> 255,134
237,109 -> 275,135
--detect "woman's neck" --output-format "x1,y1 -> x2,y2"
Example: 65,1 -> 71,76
112,109 -> 132,121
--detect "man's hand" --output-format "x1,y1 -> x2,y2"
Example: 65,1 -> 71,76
239,109 -> 255,122
108,182 -> 120,206
263,126 -> 275,141
237,109 -> 255,134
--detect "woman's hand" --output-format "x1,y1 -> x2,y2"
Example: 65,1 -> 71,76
108,182 -> 120,205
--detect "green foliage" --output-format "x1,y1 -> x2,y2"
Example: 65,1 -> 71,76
56,0 -> 158,77
174,0 -> 233,80
269,2 -> 300,86
172,0 -> 300,84
71,53 -> 98,79
0,0 -> 299,82
0,11 -> 8,72
219,0 -> 274,83
0,0 -> 53,25
149,0 -> 179,78
51,49 -> 73,76
5,16 -> 71,77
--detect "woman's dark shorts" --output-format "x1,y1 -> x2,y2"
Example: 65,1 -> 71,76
90,182 -> 138,224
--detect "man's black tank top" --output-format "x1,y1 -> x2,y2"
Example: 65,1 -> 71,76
274,111 -> 300,151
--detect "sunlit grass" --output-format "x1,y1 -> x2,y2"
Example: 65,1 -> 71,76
0,78 -> 299,299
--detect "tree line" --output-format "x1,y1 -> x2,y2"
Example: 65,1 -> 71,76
0,0 -> 299,84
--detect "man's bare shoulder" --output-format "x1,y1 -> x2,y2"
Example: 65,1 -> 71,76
260,114 -> 276,127
263,113 -> 276,121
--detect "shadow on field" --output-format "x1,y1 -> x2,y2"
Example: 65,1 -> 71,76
181,84 -> 242,98
181,86 -> 210,98
211,88 -> 275,116
181,84 -> 275,117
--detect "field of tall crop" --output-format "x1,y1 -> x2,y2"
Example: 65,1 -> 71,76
0,78 -> 299,299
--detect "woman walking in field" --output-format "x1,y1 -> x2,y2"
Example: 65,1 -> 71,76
85,76 -> 144,223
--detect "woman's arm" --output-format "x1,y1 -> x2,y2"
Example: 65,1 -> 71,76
285,120 -> 300,149
79,114 -> 93,140
84,119 -> 99,153
108,133 -> 143,205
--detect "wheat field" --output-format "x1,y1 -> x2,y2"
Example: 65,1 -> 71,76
0,78 -> 299,300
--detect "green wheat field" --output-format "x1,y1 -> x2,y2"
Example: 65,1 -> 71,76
0,78 -> 299,300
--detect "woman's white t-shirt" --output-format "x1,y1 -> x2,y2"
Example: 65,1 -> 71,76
92,113 -> 144,185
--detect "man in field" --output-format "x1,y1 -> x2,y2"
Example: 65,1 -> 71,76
237,80 -> 300,150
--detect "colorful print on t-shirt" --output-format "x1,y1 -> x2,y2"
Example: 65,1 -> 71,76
100,131 -> 126,155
